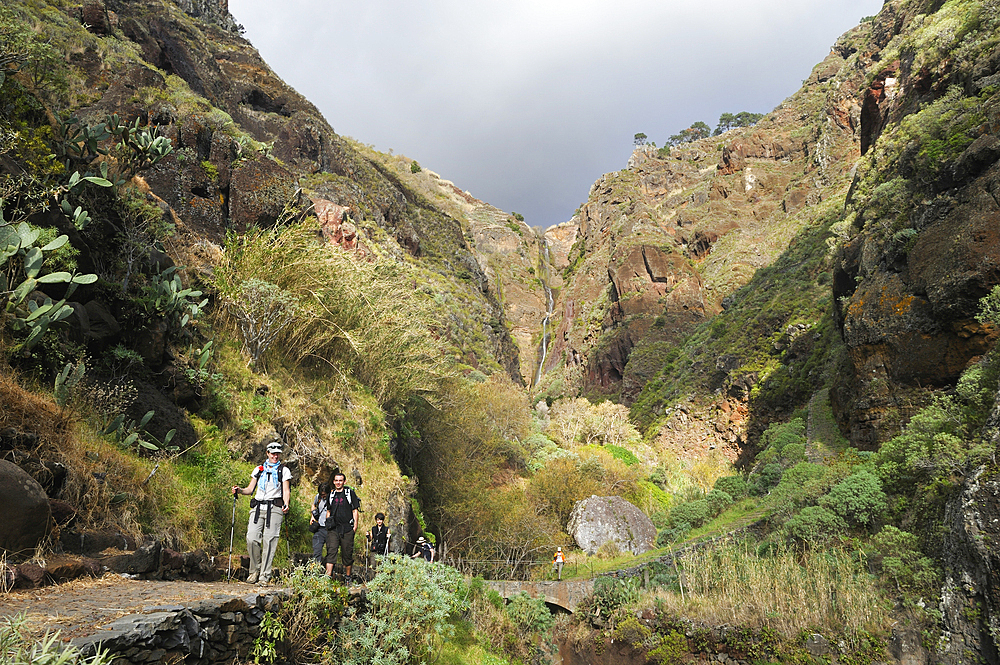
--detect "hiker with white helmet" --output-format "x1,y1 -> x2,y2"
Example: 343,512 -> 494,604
232,440 -> 291,585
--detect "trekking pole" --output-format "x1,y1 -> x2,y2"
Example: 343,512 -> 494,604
284,511 -> 291,566
227,490 -> 237,581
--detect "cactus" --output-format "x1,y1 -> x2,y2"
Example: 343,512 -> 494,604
0,213 -> 98,349
53,359 -> 86,407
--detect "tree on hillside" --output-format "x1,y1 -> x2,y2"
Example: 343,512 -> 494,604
667,121 -> 711,146
714,111 -> 765,135
633,132 -> 648,147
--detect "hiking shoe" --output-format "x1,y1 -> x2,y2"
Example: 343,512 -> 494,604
246,573 -> 259,584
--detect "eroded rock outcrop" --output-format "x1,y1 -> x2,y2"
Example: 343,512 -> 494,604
567,495 -> 656,555
831,2 -> 1000,445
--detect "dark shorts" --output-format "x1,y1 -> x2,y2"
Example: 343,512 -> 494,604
325,529 -> 355,567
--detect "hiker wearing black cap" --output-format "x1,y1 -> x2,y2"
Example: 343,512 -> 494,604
366,512 -> 390,571
232,440 -> 291,585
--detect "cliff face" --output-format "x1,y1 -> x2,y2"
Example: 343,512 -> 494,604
531,0 -> 1000,458
66,0 -> 524,382
531,23 -> 869,455
831,0 -> 1000,446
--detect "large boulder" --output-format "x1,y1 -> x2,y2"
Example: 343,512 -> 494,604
567,495 -> 656,556
0,460 -> 51,556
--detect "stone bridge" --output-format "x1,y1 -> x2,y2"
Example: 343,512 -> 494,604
485,578 -> 594,612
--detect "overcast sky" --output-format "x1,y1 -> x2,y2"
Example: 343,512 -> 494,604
228,0 -> 884,230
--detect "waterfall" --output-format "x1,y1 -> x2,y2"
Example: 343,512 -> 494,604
533,238 -> 554,388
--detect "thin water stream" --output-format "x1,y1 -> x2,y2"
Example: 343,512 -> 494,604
533,236 -> 555,388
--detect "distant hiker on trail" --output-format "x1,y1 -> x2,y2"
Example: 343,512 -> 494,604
232,441 -> 291,586
553,546 -> 565,580
309,482 -> 332,565
411,536 -> 434,562
366,512 -> 390,570
325,471 -> 361,584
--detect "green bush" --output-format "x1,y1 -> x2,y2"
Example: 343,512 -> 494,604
818,470 -> 886,527
781,442 -> 806,464
866,525 -> 940,594
785,506 -> 846,543
706,489 -> 733,516
657,524 -> 690,546
335,555 -> 465,665
606,443 -> 639,466
773,462 -> 829,508
410,160 -> 421,173
581,576 -> 641,620
751,463 -> 783,496
874,395 -> 983,491
760,418 -> 806,459
714,475 -> 748,499
669,499 -> 710,528
505,591 -> 553,634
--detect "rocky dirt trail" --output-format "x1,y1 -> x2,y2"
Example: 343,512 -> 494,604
0,576 -> 273,642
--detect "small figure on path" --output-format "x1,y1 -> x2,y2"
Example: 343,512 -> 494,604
366,512 -> 390,571
325,471 -> 361,584
309,482 -> 332,565
411,536 -> 434,562
232,441 -> 291,585
552,546 -> 565,580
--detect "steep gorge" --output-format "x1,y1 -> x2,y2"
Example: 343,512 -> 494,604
4,0 -> 1000,662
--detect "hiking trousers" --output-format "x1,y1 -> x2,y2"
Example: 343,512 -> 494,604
247,509 -> 283,583
311,526 -> 328,564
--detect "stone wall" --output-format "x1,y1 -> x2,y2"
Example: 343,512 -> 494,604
71,590 -> 289,665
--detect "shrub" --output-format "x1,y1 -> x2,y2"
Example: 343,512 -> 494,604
335,555 -> 465,665
222,278 -> 302,369
760,418 -> 806,459
818,470 -> 886,527
714,475 -> 748,499
505,591 -> 553,633
657,523 -> 690,546
580,575 -> 641,620
647,630 -> 687,665
751,463 -> 783,495
669,499 -> 710,528
866,525 -> 940,594
606,443 -> 639,466
410,160 -> 421,173
705,489 -> 733,516
213,222 -> 447,409
773,462 -> 830,508
549,397 -> 642,448
785,506 -> 846,543
873,394 -> 982,491
781,442 -> 806,464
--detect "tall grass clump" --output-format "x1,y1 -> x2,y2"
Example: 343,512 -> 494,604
656,542 -> 889,642
213,221 -> 450,408
1,613 -> 112,665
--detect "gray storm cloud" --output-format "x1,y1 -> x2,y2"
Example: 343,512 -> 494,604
229,0 -> 883,228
